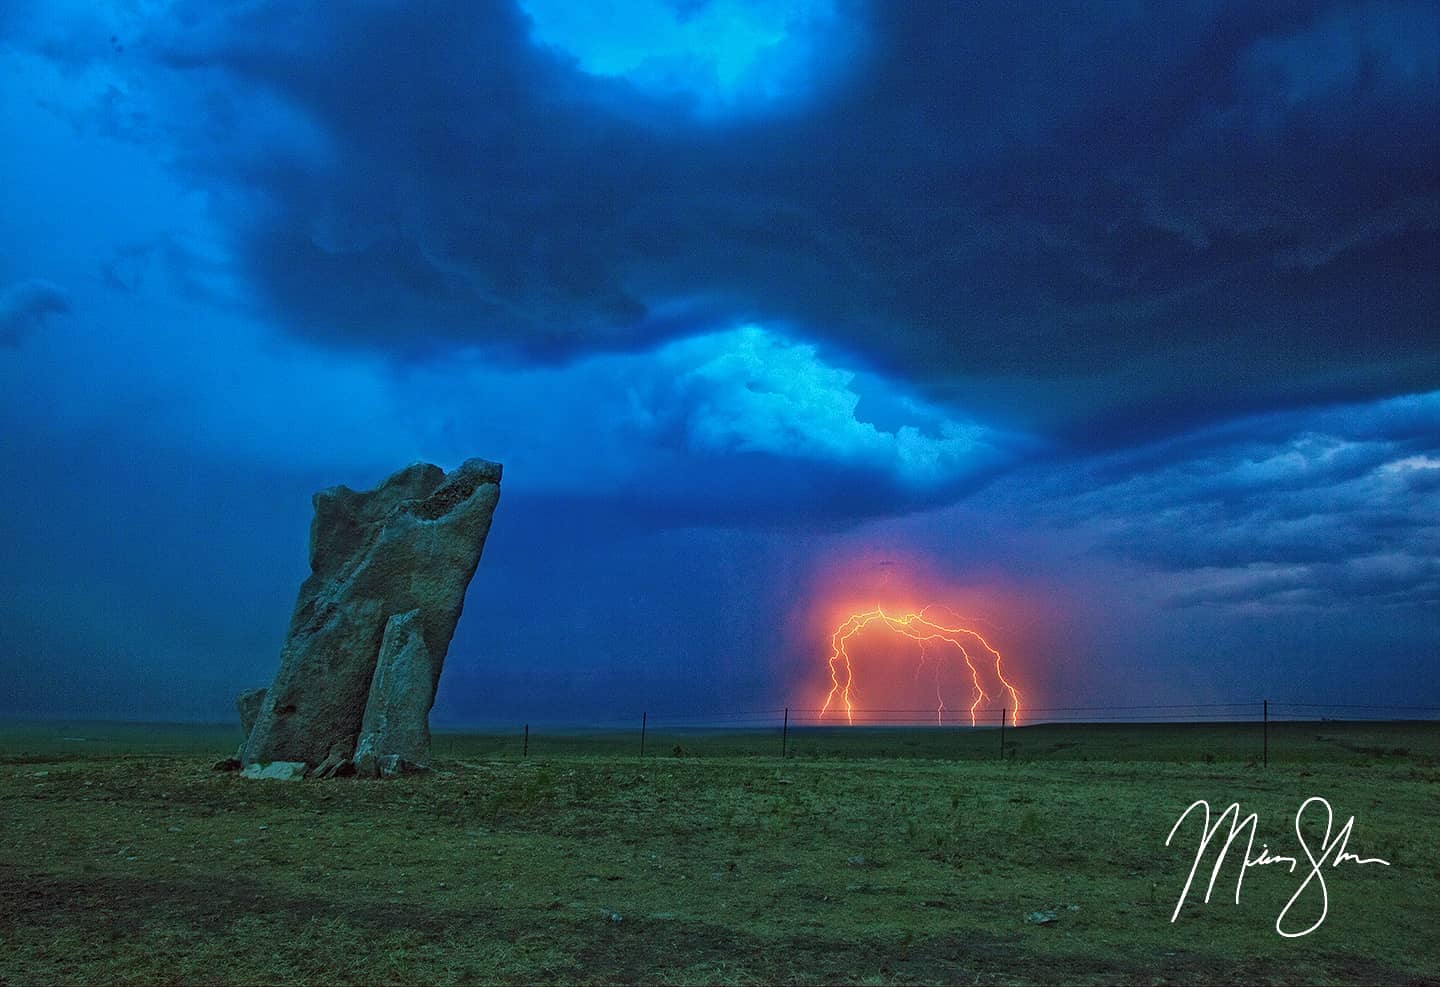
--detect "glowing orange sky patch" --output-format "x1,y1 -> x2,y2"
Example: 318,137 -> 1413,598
821,605 -> 1023,726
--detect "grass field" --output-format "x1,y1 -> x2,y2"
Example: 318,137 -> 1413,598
1,719 -> 1437,985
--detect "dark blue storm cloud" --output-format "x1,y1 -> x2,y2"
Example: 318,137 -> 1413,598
94,0 -> 1440,437
0,0 -> 1435,720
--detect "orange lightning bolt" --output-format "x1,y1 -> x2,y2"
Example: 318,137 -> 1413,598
822,606 -> 1023,726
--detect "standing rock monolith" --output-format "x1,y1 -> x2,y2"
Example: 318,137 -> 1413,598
239,458 -> 501,776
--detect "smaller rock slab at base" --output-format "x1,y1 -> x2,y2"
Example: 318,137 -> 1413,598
236,688 -> 267,737
241,761 -> 308,781
352,609 -> 434,777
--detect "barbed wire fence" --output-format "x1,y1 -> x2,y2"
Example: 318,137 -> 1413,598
469,701 -> 1440,765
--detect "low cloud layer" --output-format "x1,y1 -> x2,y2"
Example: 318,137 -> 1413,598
988,391 -> 1440,611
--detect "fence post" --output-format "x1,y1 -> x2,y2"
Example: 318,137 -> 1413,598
523,723 -> 529,758
640,711 -> 647,758
999,707 -> 1006,760
782,707 -> 789,759
1263,699 -> 1268,768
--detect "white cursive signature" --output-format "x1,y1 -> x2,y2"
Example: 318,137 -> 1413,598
1165,796 -> 1390,937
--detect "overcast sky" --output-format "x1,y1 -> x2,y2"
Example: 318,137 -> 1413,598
1,0 -> 1435,725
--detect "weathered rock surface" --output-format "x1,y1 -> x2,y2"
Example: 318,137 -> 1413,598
239,458 -> 501,774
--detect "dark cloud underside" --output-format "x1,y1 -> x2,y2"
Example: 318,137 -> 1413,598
119,0 -> 1437,438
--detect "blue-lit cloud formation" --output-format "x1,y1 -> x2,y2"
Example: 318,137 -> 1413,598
0,0 -> 1434,720
975,391 -> 1440,610
519,0 -> 861,115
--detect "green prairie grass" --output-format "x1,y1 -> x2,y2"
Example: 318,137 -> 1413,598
1,720 -> 1436,984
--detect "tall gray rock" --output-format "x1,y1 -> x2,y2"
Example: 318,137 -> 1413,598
240,458 -> 500,775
